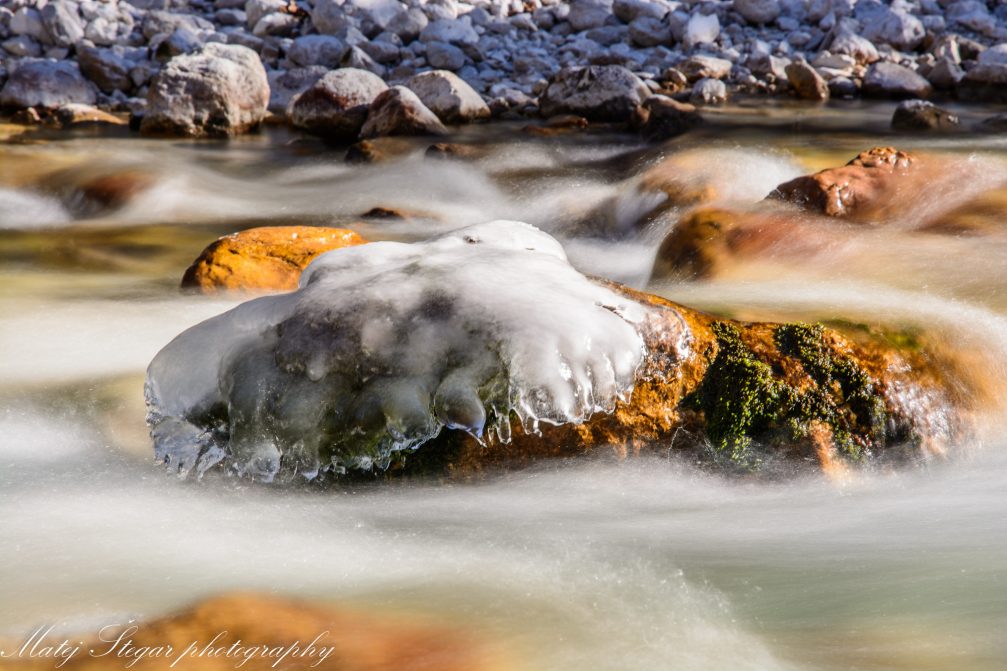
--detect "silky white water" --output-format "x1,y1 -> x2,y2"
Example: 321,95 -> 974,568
2,109 -> 1007,670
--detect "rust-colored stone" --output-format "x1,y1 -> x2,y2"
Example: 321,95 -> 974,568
398,285 -> 975,480
0,593 -> 512,671
767,147 -> 919,219
181,226 -> 367,294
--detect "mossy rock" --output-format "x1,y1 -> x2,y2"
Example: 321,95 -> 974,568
395,284 -> 975,480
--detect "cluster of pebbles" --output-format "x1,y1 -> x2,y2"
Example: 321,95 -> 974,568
1,0 -> 1006,137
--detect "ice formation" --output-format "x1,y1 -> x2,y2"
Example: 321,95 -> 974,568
145,221 -> 648,481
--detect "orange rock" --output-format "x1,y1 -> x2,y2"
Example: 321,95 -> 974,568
398,286 -> 975,480
767,147 -> 920,219
0,593 -> 513,671
181,226 -> 367,294
649,205 -> 824,281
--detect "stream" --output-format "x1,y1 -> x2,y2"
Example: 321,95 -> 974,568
2,101 -> 1007,670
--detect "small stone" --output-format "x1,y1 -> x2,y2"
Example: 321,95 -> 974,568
420,17 -> 479,45
613,0 -> 668,23
539,65 -> 651,122
957,64 -> 1007,103
387,8 -> 428,42
2,35 -> 41,57
639,95 -> 702,141
628,16 -> 670,47
568,0 -> 613,32
685,12 -> 719,48
360,86 -> 448,138
252,12 -> 299,37
10,7 -> 46,42
426,40 -> 466,70
785,61 -> 829,101
891,99 -> 959,132
0,60 -> 97,110
679,55 -> 733,81
406,70 -> 490,124
40,0 -> 85,48
862,62 -> 933,99
288,67 -> 389,140
288,35 -> 348,68
926,57 -> 964,89
52,103 -> 126,128
734,0 -> 781,25
690,78 -> 727,105
78,45 -> 133,94
182,227 -> 367,294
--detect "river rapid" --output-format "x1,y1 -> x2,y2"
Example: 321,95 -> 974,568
2,102 -> 1007,671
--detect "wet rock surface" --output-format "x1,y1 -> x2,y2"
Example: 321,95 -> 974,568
768,146 -> 921,220
153,220 -> 976,481
181,226 -> 367,293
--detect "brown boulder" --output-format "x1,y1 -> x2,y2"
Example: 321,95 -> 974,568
767,146 -> 919,220
0,593 -> 510,671
400,285 -> 973,479
181,226 -> 367,294
785,62 -> 829,101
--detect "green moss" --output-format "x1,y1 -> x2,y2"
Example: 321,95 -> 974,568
689,322 -> 788,469
690,321 -> 888,470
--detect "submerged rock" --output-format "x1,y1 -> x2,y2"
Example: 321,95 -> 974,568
150,222 -> 973,481
768,146 -> 920,220
891,99 -> 960,131
180,226 -> 367,294
140,43 -> 269,137
638,95 -> 702,142
40,593 -> 506,671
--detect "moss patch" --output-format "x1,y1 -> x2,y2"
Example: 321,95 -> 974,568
689,321 -> 888,470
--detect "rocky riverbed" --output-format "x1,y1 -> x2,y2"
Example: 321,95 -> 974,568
3,0 -> 1007,139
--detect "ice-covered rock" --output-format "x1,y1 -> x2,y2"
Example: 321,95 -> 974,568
145,221 -> 647,480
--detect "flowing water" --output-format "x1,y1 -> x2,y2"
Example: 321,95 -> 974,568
2,102 -> 1007,670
